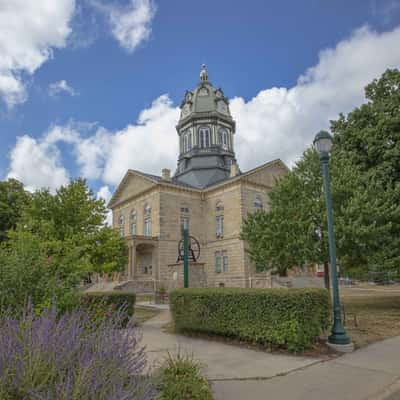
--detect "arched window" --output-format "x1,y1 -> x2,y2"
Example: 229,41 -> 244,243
254,197 -> 263,210
183,131 -> 193,153
215,200 -> 224,237
144,203 -> 151,236
188,131 -> 192,151
199,126 -> 211,148
118,215 -> 125,237
183,134 -> 188,153
219,128 -> 229,149
144,203 -> 151,215
130,209 -> 137,235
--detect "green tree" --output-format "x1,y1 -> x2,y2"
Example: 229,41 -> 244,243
241,149 -> 365,283
0,179 -> 126,312
0,179 -> 30,244
332,68 -> 400,272
21,179 -> 127,274
242,69 -> 400,281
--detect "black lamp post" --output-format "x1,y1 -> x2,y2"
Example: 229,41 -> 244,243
314,130 -> 351,348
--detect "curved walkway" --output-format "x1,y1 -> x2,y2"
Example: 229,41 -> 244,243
140,309 -> 400,400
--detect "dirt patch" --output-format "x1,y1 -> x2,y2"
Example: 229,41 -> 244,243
341,289 -> 400,349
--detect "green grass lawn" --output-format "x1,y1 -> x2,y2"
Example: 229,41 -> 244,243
341,287 -> 400,348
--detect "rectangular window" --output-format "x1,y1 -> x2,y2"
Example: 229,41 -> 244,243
144,218 -> 151,236
119,227 -> 124,237
216,215 -> 224,237
215,252 -> 222,273
131,223 -> 136,235
223,253 -> 229,272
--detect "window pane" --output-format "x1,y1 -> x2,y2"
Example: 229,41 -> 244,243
216,215 -> 224,237
223,255 -> 229,272
199,127 -> 210,148
215,255 -> 222,273
144,219 -> 151,236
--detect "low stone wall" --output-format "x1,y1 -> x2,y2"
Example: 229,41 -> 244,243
114,279 -> 156,293
165,262 -> 207,290
250,276 -> 325,289
106,274 -> 325,293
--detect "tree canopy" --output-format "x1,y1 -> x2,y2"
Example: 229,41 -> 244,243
0,179 -> 126,312
0,179 -> 30,244
241,69 -> 400,279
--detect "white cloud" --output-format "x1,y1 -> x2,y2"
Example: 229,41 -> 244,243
0,0 -> 76,107
100,95 -> 179,184
49,80 -> 77,97
231,25 -> 400,169
6,25 -> 400,194
102,0 -> 156,53
7,135 -> 70,193
97,185 -> 112,203
96,185 -> 113,224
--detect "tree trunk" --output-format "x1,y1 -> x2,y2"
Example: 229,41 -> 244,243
324,261 -> 330,291
279,269 -> 288,277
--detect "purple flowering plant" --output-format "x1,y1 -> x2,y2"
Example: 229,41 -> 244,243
0,302 -> 155,400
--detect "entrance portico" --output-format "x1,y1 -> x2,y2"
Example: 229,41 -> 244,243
126,236 -> 159,280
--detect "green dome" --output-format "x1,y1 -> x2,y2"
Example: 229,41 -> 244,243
179,65 -> 231,121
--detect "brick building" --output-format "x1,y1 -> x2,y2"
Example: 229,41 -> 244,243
108,65 -> 288,290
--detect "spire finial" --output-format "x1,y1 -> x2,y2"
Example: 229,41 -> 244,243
200,64 -> 208,82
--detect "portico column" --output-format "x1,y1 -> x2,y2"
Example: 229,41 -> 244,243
127,245 -> 132,279
131,244 -> 136,279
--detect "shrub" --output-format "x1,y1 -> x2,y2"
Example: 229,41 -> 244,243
0,303 -> 154,400
158,351 -> 213,400
170,288 -> 330,352
79,291 -> 136,326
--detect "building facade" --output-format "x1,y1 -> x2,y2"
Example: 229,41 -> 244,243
108,66 -> 288,290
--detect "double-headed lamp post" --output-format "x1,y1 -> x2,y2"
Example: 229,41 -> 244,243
314,130 -> 352,350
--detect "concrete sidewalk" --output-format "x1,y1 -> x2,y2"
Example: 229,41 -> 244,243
140,310 -> 400,400
140,309 -> 318,380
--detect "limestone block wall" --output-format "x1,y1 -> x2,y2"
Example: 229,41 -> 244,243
159,190 -> 203,241
116,175 -> 155,204
157,239 -> 180,282
157,189 -> 203,285
241,184 -> 270,217
203,183 -> 243,241
112,190 -> 161,237
203,237 -> 247,287
164,263 -> 207,290
200,183 -> 247,287
244,161 -> 288,188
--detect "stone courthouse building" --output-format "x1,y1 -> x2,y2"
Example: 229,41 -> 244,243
109,66 -> 288,290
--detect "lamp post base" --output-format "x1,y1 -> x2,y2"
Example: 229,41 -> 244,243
326,341 -> 354,353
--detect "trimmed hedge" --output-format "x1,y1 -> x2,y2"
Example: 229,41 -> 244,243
79,291 -> 136,325
170,288 -> 330,352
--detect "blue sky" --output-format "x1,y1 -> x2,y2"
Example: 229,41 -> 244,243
1,0 -> 400,203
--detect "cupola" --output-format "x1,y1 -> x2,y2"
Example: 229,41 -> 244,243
174,65 -> 238,189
